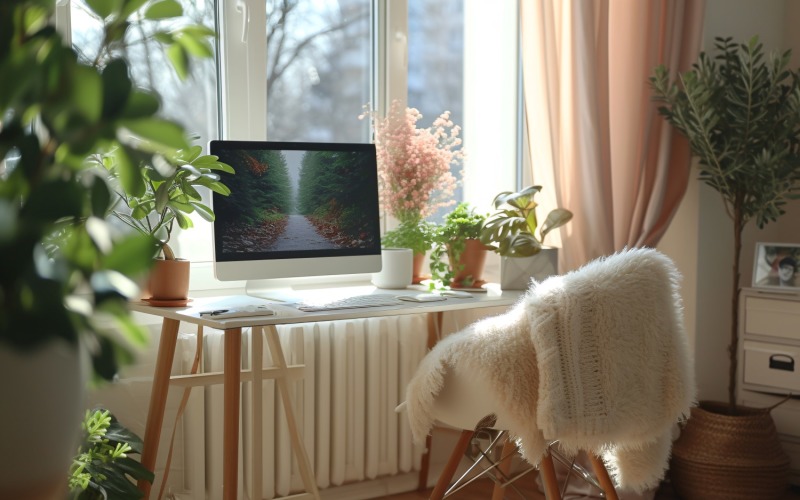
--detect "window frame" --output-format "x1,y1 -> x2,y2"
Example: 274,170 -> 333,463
56,0 -> 523,290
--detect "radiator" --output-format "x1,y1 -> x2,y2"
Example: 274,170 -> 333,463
195,314 -> 429,500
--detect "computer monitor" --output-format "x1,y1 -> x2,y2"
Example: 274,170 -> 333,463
210,140 -> 382,284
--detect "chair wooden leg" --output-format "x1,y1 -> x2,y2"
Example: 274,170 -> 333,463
587,454 -> 619,500
418,433 -> 433,491
430,430 -> 474,500
490,436 -> 516,500
539,450 -> 560,500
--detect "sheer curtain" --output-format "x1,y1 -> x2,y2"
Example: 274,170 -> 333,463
521,0 -> 705,270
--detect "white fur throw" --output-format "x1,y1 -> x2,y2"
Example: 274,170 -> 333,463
403,248 -> 695,492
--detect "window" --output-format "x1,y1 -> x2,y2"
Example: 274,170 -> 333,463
59,0 -> 520,288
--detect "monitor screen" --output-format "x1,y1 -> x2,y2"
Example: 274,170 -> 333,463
210,140 -> 382,282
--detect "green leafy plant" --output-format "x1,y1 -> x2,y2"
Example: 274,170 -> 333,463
0,0 -> 216,381
69,408 -> 153,500
382,217 -> 437,255
480,185 -> 573,257
429,202 -> 487,288
650,36 -> 800,411
103,144 -> 234,260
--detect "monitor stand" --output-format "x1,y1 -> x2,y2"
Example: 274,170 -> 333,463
245,273 -> 378,303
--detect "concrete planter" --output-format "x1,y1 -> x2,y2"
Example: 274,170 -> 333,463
500,247 -> 559,290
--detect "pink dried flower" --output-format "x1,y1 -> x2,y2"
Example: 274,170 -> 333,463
360,99 -> 464,222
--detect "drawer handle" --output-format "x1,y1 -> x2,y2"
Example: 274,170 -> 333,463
769,354 -> 795,372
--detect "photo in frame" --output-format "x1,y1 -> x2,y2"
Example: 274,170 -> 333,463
752,242 -> 800,290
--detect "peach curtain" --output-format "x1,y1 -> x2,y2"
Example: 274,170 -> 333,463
521,0 -> 705,270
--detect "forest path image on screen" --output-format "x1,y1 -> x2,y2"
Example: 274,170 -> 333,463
215,148 -> 379,255
269,213 -> 339,251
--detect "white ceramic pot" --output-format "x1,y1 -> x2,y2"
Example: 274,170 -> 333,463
372,248 -> 414,289
0,339 -> 86,499
500,247 -> 559,290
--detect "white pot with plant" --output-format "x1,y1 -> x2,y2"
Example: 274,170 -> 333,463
0,1 -> 215,497
651,35 -> 800,499
480,185 -> 573,290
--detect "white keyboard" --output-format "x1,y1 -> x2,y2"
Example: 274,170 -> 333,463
297,294 -> 404,312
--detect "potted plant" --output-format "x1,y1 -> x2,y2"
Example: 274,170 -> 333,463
360,99 -> 464,283
651,36 -> 800,498
479,185 -> 573,290
102,143 -> 234,305
0,0 -> 215,496
429,202 -> 488,289
69,408 -> 153,500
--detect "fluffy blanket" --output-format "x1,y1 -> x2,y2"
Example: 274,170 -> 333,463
403,248 -> 695,492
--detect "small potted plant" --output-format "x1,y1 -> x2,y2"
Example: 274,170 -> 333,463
479,185 -> 573,290
102,143 -> 234,305
429,202 -> 488,289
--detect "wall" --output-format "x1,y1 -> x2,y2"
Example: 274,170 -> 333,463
658,0 -> 800,402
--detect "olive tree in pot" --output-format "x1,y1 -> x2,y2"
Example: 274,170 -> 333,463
479,185 -> 573,290
0,0 -> 215,497
651,36 -> 800,499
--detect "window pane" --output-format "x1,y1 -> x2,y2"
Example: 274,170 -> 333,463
407,0 -> 465,219
266,0 -> 371,142
69,0 -> 219,146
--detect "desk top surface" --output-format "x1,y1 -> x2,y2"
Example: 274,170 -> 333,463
129,284 -> 525,330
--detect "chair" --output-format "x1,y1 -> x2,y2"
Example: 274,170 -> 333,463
424,356 -> 618,500
402,248 -> 694,499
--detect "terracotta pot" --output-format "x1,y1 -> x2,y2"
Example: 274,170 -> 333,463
412,251 -> 429,284
148,258 -> 190,301
450,239 -> 489,287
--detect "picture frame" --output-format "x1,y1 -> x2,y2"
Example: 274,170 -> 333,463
752,242 -> 800,290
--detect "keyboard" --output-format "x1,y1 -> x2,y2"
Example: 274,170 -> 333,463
297,294 -> 404,312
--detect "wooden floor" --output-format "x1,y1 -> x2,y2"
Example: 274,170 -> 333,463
381,469 -> 800,500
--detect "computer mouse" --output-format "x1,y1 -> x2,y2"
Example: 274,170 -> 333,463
441,290 -> 473,298
397,293 -> 447,303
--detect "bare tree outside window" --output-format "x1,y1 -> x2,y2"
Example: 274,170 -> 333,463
266,0 -> 371,142
408,0 -> 465,221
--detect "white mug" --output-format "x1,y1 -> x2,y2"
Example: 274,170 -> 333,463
372,248 -> 413,289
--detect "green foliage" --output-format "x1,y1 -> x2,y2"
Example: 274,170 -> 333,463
480,185 -> 573,257
104,143 -> 234,260
0,0 -> 216,381
382,217 -> 436,255
429,203 -> 487,289
69,408 -> 153,500
650,36 -> 800,230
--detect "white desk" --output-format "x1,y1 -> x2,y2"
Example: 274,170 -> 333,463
131,286 -> 523,500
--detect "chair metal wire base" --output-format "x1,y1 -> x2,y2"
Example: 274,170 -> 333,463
442,428 -> 534,499
438,430 -> 611,500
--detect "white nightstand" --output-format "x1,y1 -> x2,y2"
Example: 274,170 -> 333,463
737,288 -> 800,485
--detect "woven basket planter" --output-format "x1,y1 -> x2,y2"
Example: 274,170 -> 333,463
670,400 -> 789,500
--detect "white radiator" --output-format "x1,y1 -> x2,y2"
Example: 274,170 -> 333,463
195,314 -> 429,500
